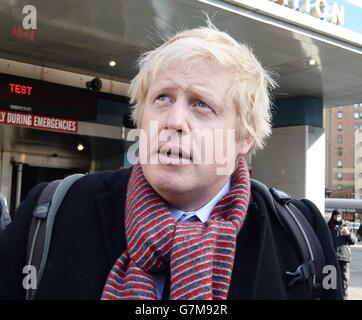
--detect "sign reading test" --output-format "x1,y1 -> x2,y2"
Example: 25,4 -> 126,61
0,109 -> 78,133
9,83 -> 33,95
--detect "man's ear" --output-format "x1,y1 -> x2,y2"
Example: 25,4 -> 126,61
237,136 -> 254,156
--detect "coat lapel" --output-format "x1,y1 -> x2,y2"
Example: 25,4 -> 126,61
95,167 -> 132,267
93,167 -> 286,299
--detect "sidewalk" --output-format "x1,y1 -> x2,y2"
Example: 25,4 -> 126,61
349,243 -> 362,300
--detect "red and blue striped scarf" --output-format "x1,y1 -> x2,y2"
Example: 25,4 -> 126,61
102,157 -> 250,300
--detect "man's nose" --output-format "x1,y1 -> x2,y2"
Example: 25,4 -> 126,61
165,98 -> 189,132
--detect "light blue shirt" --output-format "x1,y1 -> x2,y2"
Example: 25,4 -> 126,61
153,180 -> 231,299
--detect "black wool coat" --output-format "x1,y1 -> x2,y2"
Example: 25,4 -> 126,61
0,168 -> 343,299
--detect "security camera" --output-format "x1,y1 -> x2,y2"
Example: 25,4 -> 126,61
86,77 -> 102,91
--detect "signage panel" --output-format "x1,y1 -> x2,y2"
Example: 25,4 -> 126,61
0,73 -> 97,121
0,109 -> 78,133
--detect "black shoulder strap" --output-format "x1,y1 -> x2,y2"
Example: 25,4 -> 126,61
291,198 -> 327,278
251,179 -> 325,299
26,180 -> 61,300
25,174 -> 84,300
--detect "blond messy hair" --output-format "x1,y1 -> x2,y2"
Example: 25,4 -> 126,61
129,23 -> 276,153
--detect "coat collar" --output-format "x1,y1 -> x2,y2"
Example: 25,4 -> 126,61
95,167 -> 132,267
93,167 -> 272,299
94,166 -> 259,269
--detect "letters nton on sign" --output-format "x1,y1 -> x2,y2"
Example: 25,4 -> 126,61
269,0 -> 344,25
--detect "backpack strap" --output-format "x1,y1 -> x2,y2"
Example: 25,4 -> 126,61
251,179 -> 325,299
292,199 -> 326,272
26,173 -> 85,300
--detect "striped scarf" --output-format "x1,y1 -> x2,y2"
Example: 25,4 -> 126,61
102,157 -> 250,300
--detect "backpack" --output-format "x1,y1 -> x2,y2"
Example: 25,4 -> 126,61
251,180 -> 325,299
25,174 -> 85,300
25,175 -> 325,300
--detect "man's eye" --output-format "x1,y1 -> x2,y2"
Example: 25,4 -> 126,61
155,94 -> 170,102
195,101 -> 211,110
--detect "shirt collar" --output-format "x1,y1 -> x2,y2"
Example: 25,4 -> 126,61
170,179 -> 231,223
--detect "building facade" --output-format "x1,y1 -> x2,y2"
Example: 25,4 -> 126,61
355,128 -> 362,199
325,103 -> 362,198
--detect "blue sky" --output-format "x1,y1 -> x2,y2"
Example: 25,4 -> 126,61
280,0 -> 362,34
338,0 -> 362,34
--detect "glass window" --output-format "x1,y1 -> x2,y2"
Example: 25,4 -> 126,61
337,160 -> 343,168
354,104 -> 359,108
354,112 -> 359,119
354,124 -> 359,131
338,123 -> 343,131
337,172 -> 343,180
360,103 -> 362,108
337,135 -> 343,144
338,148 -> 343,156
337,185 -> 342,190
337,111 -> 343,119
360,112 -> 362,118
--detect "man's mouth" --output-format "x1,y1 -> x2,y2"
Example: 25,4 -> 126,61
158,146 -> 193,165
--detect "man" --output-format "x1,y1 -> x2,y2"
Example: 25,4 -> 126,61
357,223 -> 362,242
328,210 -> 356,299
0,192 -> 11,232
0,25 -> 342,300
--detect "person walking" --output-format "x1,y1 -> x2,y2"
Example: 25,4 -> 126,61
328,209 -> 356,299
0,192 -> 11,232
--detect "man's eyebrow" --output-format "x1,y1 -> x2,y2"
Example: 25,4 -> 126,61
149,81 -> 225,110
190,85 -> 223,109
150,80 -> 180,92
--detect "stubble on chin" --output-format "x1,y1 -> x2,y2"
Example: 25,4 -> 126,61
143,164 -> 199,194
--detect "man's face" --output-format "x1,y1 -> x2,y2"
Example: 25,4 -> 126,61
139,59 -> 252,208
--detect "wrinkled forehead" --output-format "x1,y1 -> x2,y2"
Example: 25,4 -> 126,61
148,58 -> 235,96
156,54 -> 223,76
157,58 -> 229,82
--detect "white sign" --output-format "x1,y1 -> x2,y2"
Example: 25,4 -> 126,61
268,0 -> 344,25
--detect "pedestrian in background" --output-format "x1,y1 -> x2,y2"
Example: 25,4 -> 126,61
328,209 -> 356,299
0,192 -> 11,232
357,223 -> 362,242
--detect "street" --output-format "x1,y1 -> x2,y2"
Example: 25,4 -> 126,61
349,243 -> 362,300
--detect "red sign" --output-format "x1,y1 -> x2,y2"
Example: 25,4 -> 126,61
9,83 -> 33,95
0,109 -> 78,133
11,26 -> 35,42
0,73 -> 97,121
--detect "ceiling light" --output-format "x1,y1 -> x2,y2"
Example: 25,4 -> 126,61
308,59 -> 316,66
77,143 -> 84,151
109,60 -> 116,67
